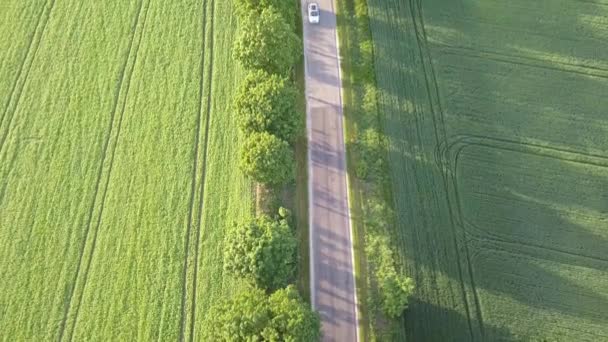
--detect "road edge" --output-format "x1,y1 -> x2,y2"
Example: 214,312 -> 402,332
330,0 -> 361,341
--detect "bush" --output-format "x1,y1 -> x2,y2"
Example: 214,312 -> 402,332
378,271 -> 414,318
354,128 -> 386,181
234,70 -> 301,142
224,214 -> 297,290
240,132 -> 294,186
233,6 -> 302,75
203,285 -> 320,341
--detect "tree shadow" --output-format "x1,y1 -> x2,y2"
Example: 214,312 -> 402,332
405,298 -> 517,341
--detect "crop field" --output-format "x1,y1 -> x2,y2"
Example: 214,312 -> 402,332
0,0 -> 250,340
366,0 -> 608,340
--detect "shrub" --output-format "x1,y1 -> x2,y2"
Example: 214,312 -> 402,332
378,271 -> 414,318
354,128 -> 386,181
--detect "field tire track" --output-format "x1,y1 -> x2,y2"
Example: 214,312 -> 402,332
448,136 -> 608,263
446,135 -> 608,173
437,44 -> 608,80
437,43 -> 608,74
178,0 -> 214,340
0,0 -> 57,153
463,221 -> 608,264
188,0 -> 216,338
446,135 -> 608,281
409,0 -> 485,337
435,14 -> 608,46
575,0 -> 608,6
56,0 -> 152,340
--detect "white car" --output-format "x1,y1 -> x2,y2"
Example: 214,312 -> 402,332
308,3 -> 320,24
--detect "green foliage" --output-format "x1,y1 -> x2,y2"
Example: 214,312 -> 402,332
240,132 -> 294,186
233,6 -> 302,75
267,286 -> 321,341
233,0 -> 296,26
365,233 -> 413,319
234,69 -> 301,142
202,288 -> 270,340
203,286 -> 320,341
377,268 -> 414,319
354,128 -> 387,181
224,214 -> 297,290
278,206 -> 292,222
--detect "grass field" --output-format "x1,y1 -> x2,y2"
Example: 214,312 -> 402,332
0,0 -> 251,340
365,0 -> 608,340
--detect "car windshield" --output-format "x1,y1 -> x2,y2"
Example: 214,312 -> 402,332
311,10 -> 319,16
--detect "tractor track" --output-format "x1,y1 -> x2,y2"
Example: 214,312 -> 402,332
178,0 -> 215,340
445,135 -> 608,272
433,14 -> 608,45
463,220 -> 608,265
437,44 -> 608,80
0,0 -> 56,153
446,134 -> 608,174
408,0 -> 484,338
57,0 -> 152,340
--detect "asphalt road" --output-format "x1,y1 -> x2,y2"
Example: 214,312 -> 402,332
301,1 -> 359,341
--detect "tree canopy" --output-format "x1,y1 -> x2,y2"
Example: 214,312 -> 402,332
240,132 -> 294,186
234,70 -> 301,142
233,0 -> 296,26
203,286 -> 320,341
233,6 -> 302,75
224,214 -> 297,290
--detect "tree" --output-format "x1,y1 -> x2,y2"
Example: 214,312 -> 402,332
233,0 -> 296,26
224,214 -> 297,290
203,286 -> 321,341
233,6 -> 302,75
202,287 -> 271,341
267,286 -> 321,341
240,132 -> 294,186
234,70 -> 301,142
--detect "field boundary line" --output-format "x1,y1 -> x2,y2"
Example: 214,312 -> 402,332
436,44 -> 608,80
178,0 -> 215,340
57,0 -> 152,340
408,0 -> 483,337
0,0 -> 57,153
178,0 -> 210,339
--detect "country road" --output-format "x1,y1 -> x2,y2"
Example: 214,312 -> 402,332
301,0 -> 359,341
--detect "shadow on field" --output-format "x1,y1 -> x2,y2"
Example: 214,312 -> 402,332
405,299 -> 516,341
363,0 -> 608,340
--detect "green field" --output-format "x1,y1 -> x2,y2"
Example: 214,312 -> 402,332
0,0 -> 251,340
365,0 -> 608,340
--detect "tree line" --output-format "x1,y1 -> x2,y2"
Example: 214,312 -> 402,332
202,1 -> 320,341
